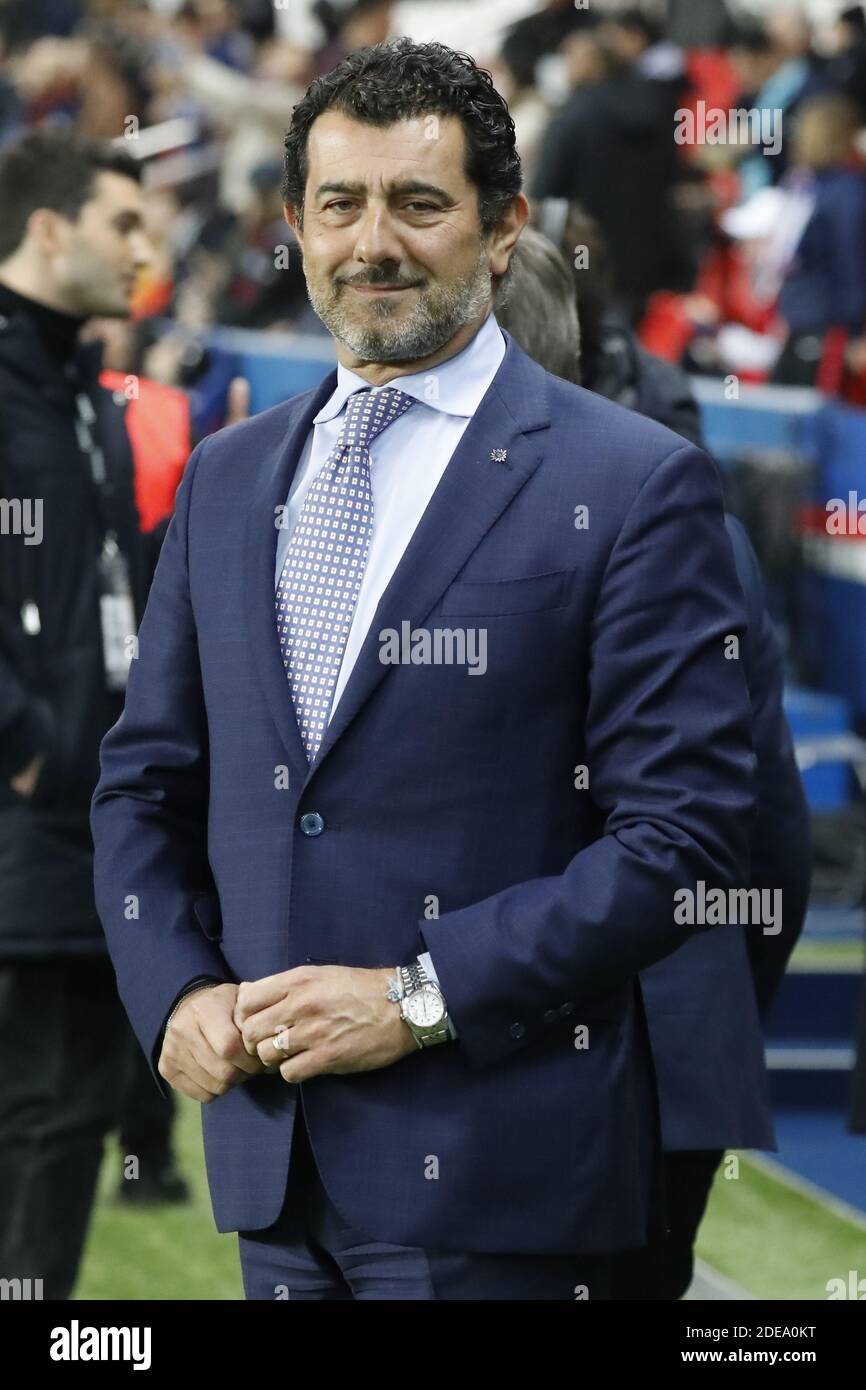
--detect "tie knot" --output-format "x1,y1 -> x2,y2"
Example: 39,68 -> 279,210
339,386 -> 415,452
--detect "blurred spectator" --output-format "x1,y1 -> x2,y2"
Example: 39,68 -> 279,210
531,199 -> 704,444
163,24 -> 304,217
309,0 -> 396,82
0,0 -> 83,49
493,221 -> 580,384
764,6 -> 832,111
639,184 -> 797,381
692,185 -> 793,379
532,28 -> 690,320
774,94 -> 866,385
827,3 -> 866,119
76,21 -> 155,140
82,316 -> 192,534
177,0 -> 256,72
727,21 -> 803,197
209,162 -> 309,329
601,7 -> 687,98
666,0 -> 735,50
638,84 -> 866,396
133,320 -> 241,441
500,0 -> 592,94
495,31 -> 553,188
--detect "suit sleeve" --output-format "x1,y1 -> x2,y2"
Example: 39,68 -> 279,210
90,437 -> 234,1093
421,444 -> 757,1069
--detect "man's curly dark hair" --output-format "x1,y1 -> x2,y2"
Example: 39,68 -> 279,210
281,38 -> 522,236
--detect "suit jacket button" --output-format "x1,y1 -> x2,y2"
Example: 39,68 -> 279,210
509,1022 -> 526,1040
559,1002 -> 574,1017
299,812 -> 325,836
543,1009 -> 558,1024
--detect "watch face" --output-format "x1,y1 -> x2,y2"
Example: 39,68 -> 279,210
405,986 -> 445,1027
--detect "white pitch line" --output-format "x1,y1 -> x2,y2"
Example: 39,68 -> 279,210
685,1259 -> 755,1301
743,1152 -> 866,1234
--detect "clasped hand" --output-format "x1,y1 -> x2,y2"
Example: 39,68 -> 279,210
158,966 -> 417,1103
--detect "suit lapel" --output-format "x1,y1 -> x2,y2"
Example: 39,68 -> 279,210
243,369 -> 337,780
311,333 -> 552,775
243,332 -> 553,786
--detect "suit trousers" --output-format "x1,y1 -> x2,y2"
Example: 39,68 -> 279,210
239,1099 -> 614,1301
0,956 -> 129,1299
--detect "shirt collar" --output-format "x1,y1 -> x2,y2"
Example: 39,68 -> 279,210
313,311 -> 505,425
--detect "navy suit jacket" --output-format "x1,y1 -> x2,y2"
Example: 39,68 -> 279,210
639,515 -> 810,1152
91,329 -> 756,1253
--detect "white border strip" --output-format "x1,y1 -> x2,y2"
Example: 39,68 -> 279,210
207,327 -> 337,364
690,376 -> 825,414
765,1046 -> 855,1069
686,1259 -> 755,1301
803,534 -> 866,583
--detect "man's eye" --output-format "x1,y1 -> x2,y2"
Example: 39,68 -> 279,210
326,201 -> 356,213
405,202 -> 437,213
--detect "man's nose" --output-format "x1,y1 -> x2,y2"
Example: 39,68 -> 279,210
130,230 -> 153,271
352,205 -> 404,267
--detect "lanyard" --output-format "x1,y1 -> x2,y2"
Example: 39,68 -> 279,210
73,388 -> 116,547
72,384 -> 137,690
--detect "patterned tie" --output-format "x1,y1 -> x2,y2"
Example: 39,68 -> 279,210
276,386 -> 415,762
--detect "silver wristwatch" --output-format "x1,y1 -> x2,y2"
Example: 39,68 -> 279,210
389,959 -> 450,1048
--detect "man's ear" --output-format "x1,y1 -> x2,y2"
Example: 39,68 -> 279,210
488,193 -> 530,280
27,207 -> 67,259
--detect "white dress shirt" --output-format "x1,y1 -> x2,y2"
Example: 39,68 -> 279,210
274,311 -> 507,1019
275,310 -> 506,712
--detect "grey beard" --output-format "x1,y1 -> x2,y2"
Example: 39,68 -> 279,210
306,248 -> 493,363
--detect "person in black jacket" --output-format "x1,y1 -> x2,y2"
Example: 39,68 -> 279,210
500,0 -> 594,91
827,5 -> 866,120
543,201 -> 706,446
531,28 -> 691,320
0,128 -> 156,1298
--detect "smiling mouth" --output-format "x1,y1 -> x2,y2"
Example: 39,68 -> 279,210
346,283 -> 418,295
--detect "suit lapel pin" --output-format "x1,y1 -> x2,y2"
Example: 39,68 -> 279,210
490,448 -> 509,465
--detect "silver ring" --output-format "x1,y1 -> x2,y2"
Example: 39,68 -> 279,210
273,1027 -> 291,1054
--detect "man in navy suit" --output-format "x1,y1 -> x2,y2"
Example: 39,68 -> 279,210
91,39 -> 756,1300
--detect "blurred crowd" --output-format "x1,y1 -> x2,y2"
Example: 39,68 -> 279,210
2,0 -> 866,415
